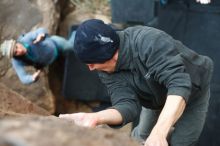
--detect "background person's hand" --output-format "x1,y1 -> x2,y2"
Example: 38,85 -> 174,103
33,33 -> 46,44
196,0 -> 211,4
59,112 -> 99,128
32,70 -> 41,82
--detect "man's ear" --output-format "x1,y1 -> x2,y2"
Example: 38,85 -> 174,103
112,49 -> 119,61
87,64 -> 94,70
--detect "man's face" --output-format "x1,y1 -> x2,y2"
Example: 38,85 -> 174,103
87,62 -> 114,73
14,43 -> 27,56
86,57 -> 117,73
86,50 -> 118,73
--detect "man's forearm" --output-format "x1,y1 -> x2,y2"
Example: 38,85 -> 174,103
144,95 -> 186,146
151,95 -> 186,137
96,108 -> 123,125
59,108 -> 123,127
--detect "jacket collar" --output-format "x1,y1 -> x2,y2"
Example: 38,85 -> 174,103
115,31 -> 134,72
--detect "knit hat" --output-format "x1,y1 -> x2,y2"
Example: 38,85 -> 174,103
0,39 -> 16,58
74,19 -> 120,63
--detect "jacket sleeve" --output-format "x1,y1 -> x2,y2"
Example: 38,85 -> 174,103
50,36 -> 68,52
137,29 -> 192,102
50,31 -> 76,53
12,58 -> 34,84
98,72 -> 142,127
17,28 -> 48,44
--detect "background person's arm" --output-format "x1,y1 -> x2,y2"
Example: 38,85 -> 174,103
18,28 -> 48,44
12,58 -> 36,84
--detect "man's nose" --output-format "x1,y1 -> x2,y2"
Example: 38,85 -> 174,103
87,65 -> 95,71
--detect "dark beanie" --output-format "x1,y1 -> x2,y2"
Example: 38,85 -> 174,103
74,19 -> 120,63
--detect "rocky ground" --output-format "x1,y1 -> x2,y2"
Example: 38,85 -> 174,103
0,83 -> 50,116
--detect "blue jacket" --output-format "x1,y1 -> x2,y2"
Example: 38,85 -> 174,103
12,28 -> 76,84
17,28 -> 58,66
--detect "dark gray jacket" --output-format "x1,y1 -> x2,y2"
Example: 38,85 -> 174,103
98,26 -> 213,126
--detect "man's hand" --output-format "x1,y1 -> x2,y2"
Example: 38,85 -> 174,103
144,95 -> 186,146
32,70 -> 41,81
59,109 -> 123,128
144,129 -> 168,146
59,113 -> 99,128
33,33 -> 46,44
196,0 -> 211,4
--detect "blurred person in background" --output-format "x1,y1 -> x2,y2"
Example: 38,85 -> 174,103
0,28 -> 76,84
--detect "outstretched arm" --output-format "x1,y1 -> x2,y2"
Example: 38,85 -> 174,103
144,95 -> 186,146
18,28 -> 48,44
59,108 -> 123,128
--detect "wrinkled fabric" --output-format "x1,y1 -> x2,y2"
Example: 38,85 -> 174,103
157,1 -> 220,145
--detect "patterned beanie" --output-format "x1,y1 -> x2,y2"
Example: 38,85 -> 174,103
74,19 -> 120,63
0,39 -> 16,58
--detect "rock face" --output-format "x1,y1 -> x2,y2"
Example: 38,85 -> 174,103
0,0 -> 61,113
0,83 -> 50,116
0,116 -> 139,146
0,0 -> 60,37
58,0 -> 111,36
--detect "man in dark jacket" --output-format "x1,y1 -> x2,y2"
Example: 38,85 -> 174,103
59,19 -> 213,146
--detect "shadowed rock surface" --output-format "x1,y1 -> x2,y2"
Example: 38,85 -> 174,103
0,0 -> 61,114
0,116 -> 138,146
0,83 -> 50,116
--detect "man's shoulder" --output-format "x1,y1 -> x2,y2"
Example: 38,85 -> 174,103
122,26 -> 166,42
124,25 -> 162,33
98,71 -> 119,80
97,71 -> 130,84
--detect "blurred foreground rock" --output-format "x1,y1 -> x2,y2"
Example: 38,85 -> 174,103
0,116 -> 138,146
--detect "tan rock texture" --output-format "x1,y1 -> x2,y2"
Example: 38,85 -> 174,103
0,83 -> 50,116
0,116 -> 139,146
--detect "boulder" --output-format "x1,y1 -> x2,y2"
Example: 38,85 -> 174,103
0,116 -> 139,146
